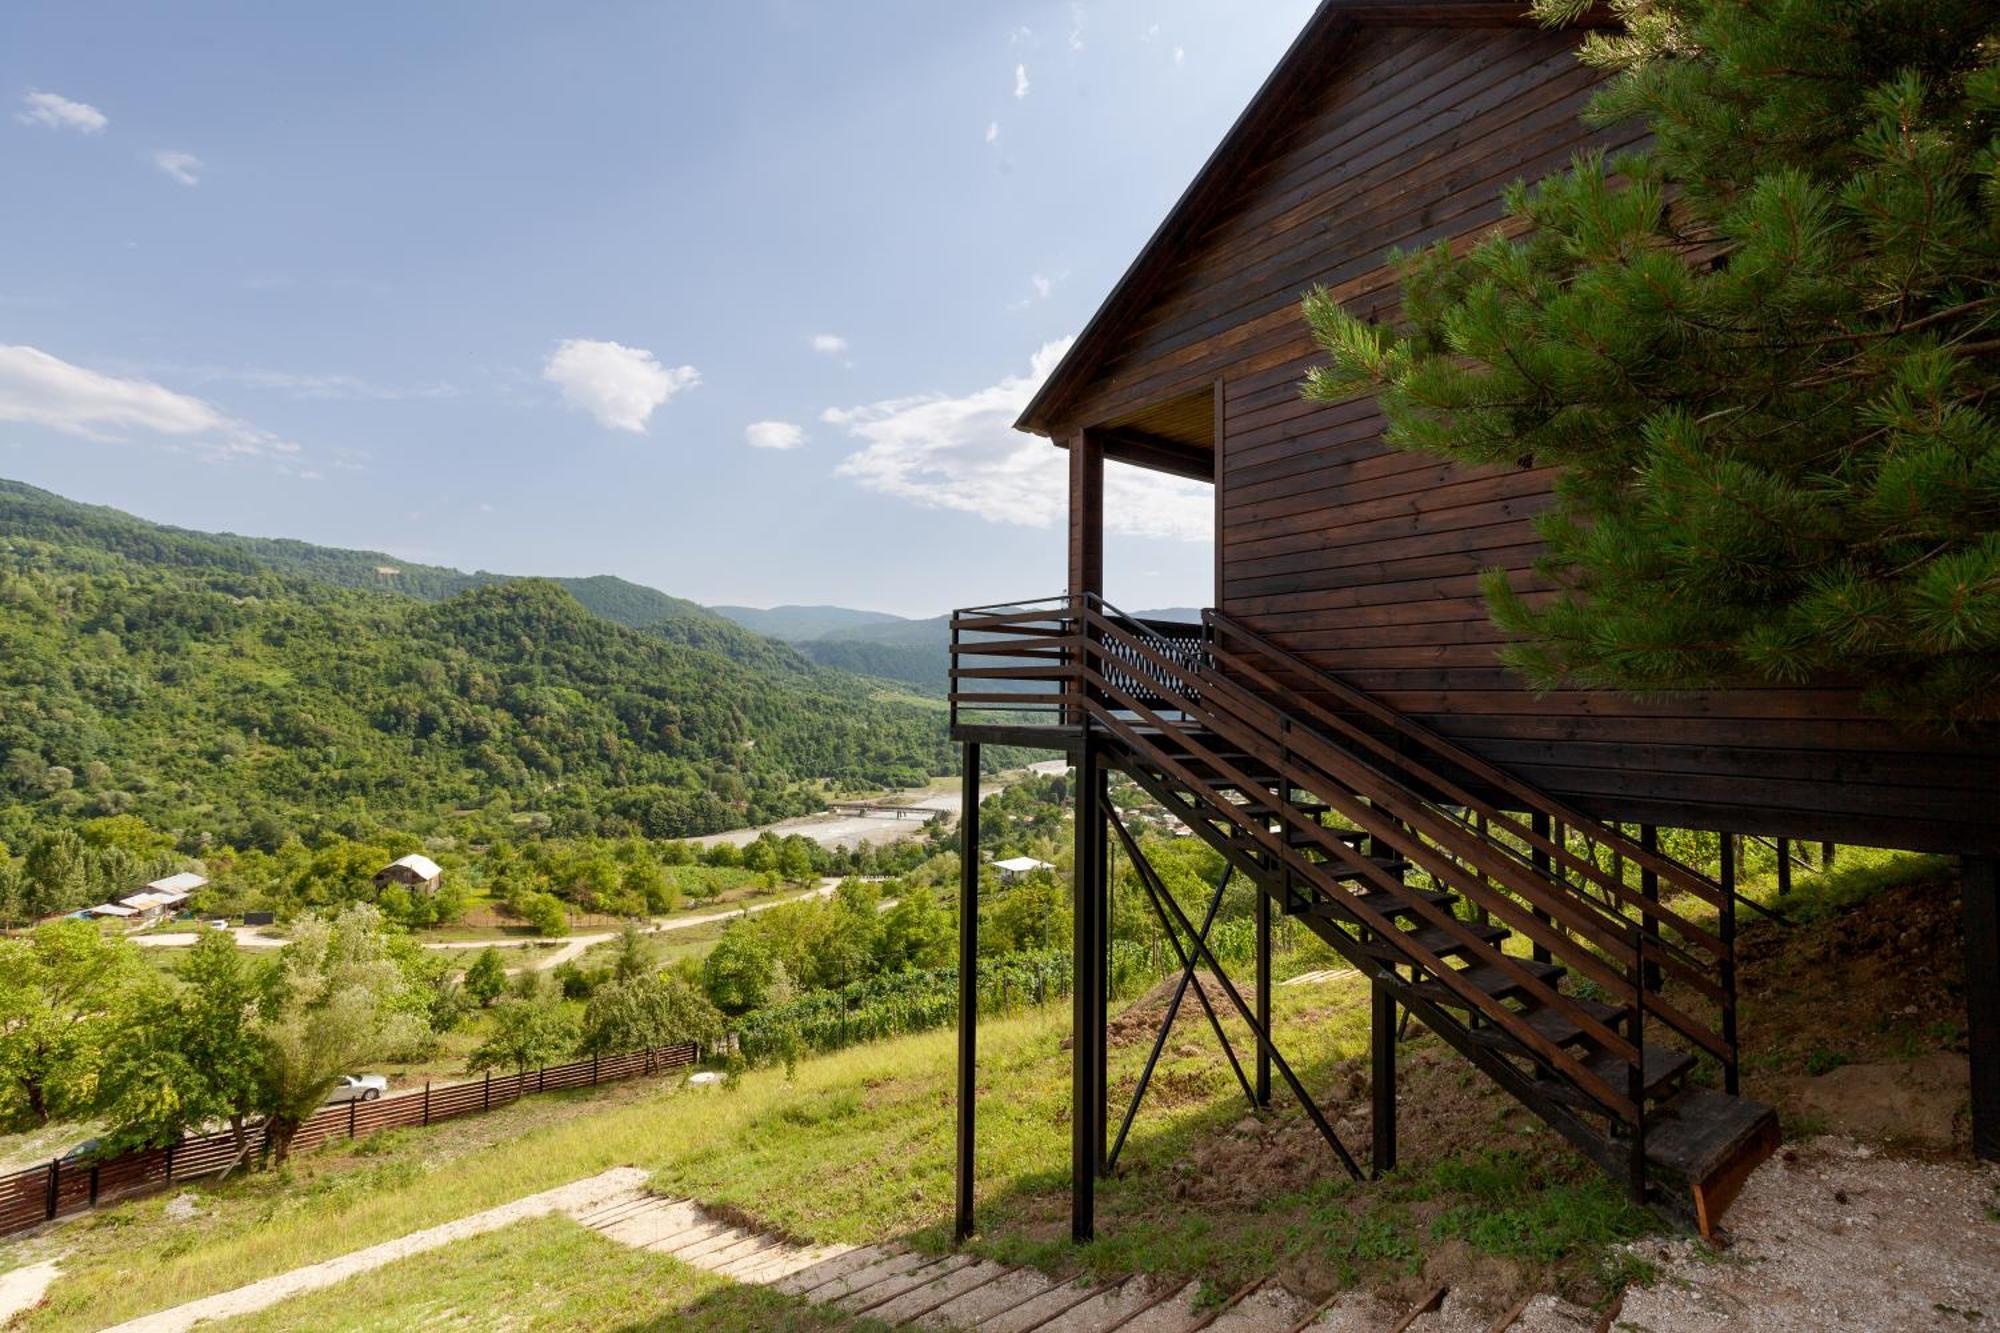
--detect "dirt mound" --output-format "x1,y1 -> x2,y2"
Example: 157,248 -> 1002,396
1105,971 -> 1260,1049
1778,1053 -> 1968,1148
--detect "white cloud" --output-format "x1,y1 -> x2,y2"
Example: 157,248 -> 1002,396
1031,274 -> 1054,299
542,338 -> 698,433
17,90 -> 106,134
1174,45 -> 1186,66
985,121 -> 1000,144
811,333 -> 849,356
153,149 -> 202,186
1014,64 -> 1030,99
826,338 -> 1211,542
745,420 -> 806,451
1068,3 -> 1087,51
0,344 -> 300,463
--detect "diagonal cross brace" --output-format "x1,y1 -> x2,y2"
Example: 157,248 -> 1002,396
1108,863 -> 1250,1172
1107,805 -> 1364,1182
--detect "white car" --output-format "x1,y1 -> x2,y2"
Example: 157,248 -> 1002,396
325,1074 -> 388,1104
207,919 -> 231,931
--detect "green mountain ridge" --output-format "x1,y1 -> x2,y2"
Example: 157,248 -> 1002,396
0,480 -> 951,852
707,603 -> 908,642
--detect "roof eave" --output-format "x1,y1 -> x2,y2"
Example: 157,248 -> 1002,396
1014,0 -> 1616,441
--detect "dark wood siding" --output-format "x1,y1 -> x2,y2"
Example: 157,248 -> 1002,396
1045,23 -> 1998,853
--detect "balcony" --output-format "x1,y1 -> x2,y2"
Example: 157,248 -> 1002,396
947,594 -> 1207,746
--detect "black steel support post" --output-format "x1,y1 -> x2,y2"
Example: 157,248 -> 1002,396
954,742 -> 980,1243
1071,731 -> 1102,1243
1529,811 -> 1554,964
1639,824 -> 1661,993
1255,877 -> 1272,1107
1093,762 -> 1110,1178
1776,838 -> 1792,898
1965,855 -> 2000,1162
1371,976 -> 1396,1177
1719,832 -> 1740,1096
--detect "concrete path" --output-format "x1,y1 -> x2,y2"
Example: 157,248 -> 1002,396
0,1261 -> 62,1325
98,1168 -> 649,1332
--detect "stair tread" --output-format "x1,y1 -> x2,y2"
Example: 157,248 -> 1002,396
1290,886 -> 1454,920
1365,920 -> 1510,961
1516,995 -> 1626,1047
1408,958 -> 1565,1007
1581,1040 -> 1695,1098
1643,1087 -> 1781,1183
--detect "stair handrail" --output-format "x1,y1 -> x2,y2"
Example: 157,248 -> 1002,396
1084,595 -> 1678,956
1204,608 -> 1734,915
1198,624 -> 1725,980
1077,652 -> 1642,1116
1072,596 -> 1680,1072
1082,596 -> 1733,1070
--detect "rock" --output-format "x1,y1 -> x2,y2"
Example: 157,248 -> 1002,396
164,1192 -> 200,1220
687,1070 -> 724,1087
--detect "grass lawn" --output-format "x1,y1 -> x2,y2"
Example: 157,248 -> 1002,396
9,968 -> 1648,1329
209,1215 -> 874,1332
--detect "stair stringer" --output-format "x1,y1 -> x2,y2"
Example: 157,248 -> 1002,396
1113,756 -> 1659,1205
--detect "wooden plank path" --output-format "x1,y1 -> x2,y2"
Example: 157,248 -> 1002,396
576,1194 -> 1420,1330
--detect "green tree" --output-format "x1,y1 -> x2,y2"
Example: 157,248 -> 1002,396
608,923 -> 652,984
1300,0 -> 2000,725
0,920 -> 149,1128
467,990 -> 579,1076
521,892 -> 568,938
701,924 -> 775,1015
579,971 -> 723,1057
875,886 -> 955,975
253,905 -> 424,1162
99,929 -> 264,1153
462,947 -> 509,1007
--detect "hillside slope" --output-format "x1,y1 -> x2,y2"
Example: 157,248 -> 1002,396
0,484 -> 951,850
0,480 -> 803,672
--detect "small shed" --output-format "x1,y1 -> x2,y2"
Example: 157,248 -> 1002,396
375,853 -> 443,895
83,902 -> 139,921
992,856 -> 1055,885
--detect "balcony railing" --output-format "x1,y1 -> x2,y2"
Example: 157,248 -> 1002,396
947,594 -> 1206,733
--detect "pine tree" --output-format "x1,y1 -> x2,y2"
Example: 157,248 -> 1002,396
1301,0 -> 2000,726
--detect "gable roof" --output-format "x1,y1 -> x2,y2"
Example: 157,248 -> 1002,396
383,852 -> 443,880
1014,0 -> 1612,439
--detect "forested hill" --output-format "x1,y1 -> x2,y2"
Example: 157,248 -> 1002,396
0,479 -> 806,674
0,482 -> 952,852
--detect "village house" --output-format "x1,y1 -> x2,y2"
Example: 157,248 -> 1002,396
991,856 -> 1055,885
374,853 -> 443,895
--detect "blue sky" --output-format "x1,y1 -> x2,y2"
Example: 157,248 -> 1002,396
1,1 -> 1315,616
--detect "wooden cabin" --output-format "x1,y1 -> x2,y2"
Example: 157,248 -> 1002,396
946,0 -> 1999,1248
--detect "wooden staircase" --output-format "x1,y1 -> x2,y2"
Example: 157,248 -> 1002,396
1001,596 -> 1780,1233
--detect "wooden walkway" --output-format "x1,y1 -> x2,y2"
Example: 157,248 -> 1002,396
576,1193 -> 1600,1331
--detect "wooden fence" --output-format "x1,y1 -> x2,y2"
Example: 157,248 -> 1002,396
0,1042 -> 699,1239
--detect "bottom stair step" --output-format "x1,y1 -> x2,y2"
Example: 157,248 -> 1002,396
1643,1086 -> 1783,1239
